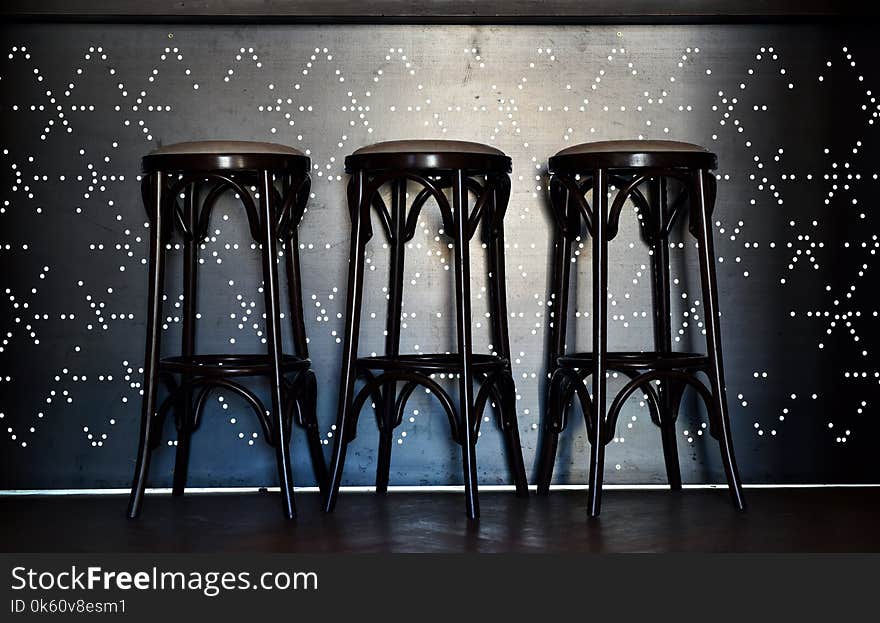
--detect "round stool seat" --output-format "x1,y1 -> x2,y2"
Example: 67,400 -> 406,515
550,139 -> 716,171
143,140 -> 308,173
346,139 -> 510,173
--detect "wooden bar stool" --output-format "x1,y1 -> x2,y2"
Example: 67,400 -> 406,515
535,140 -> 746,517
128,141 -> 327,520
323,140 -> 529,519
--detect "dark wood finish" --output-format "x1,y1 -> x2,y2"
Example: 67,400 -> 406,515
128,150 -> 326,520
1,1 -> 876,24
127,173 -> 167,519
171,182 -> 199,497
259,168 -> 296,518
588,168 -> 609,517
323,170 -> 369,513
324,147 -> 528,519
536,147 -> 744,516
2,489 -> 878,552
694,168 -> 746,511
650,178 -> 683,491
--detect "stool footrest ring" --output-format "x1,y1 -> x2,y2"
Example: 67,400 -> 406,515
357,353 -> 507,374
159,353 -> 311,377
557,351 -> 708,370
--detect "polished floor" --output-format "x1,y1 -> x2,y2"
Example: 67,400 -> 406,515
1,488 -> 878,552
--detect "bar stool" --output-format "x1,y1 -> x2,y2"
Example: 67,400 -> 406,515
535,140 -> 746,517
128,141 -> 327,520
323,140 -> 529,519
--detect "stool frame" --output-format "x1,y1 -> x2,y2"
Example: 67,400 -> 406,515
536,149 -> 746,517
323,150 -> 529,519
128,151 -> 327,520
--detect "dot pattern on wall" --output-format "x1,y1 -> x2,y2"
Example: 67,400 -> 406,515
0,24 -> 877,488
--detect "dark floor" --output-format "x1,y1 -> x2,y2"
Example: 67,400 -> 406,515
1,488 -> 878,552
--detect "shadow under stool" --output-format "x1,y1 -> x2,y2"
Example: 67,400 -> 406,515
535,140 -> 746,517
128,140 -> 327,520
323,140 -> 529,519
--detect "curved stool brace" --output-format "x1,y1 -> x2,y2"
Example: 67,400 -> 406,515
545,363 -> 715,438
276,174 -> 312,238
546,358 -> 706,449
605,369 -> 714,446
548,176 -> 583,238
611,171 -> 688,243
550,173 -> 595,237
537,362 -> 714,494
167,172 -> 261,242
337,364 -> 529,499
351,369 -> 389,442
345,370 -> 461,445
198,181 -> 239,239
418,172 -> 505,237
607,173 -> 653,241
597,367 -> 664,429
191,385 -> 214,431
664,379 -> 689,428
359,170 -> 455,239
536,369 -> 575,494
197,176 -> 261,242
406,186 -> 441,241
481,174 -> 512,240
393,381 -> 423,432
555,365 -> 664,431
617,369 -> 663,428
472,371 -> 503,436
462,176 -> 497,239
552,168 -> 702,245
473,370 -> 529,496
148,373 -> 181,449
544,366 -> 599,439
535,367 -> 595,495
157,376 -> 275,443
662,185 -> 690,239
369,191 -> 393,239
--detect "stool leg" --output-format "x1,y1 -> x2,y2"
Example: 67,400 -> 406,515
537,182 -> 573,495
649,177 -> 682,490
693,169 -> 746,511
172,182 -> 198,497
658,392 -> 683,490
536,371 -> 565,495
485,181 -> 528,497
128,173 -> 167,519
259,170 -> 296,520
375,432 -> 393,493
377,179 -> 407,493
452,169 -> 480,519
298,369 -> 329,494
324,172 -> 370,513
497,372 -> 529,497
587,169 -> 609,518
284,225 -> 328,493
285,230 -> 310,361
